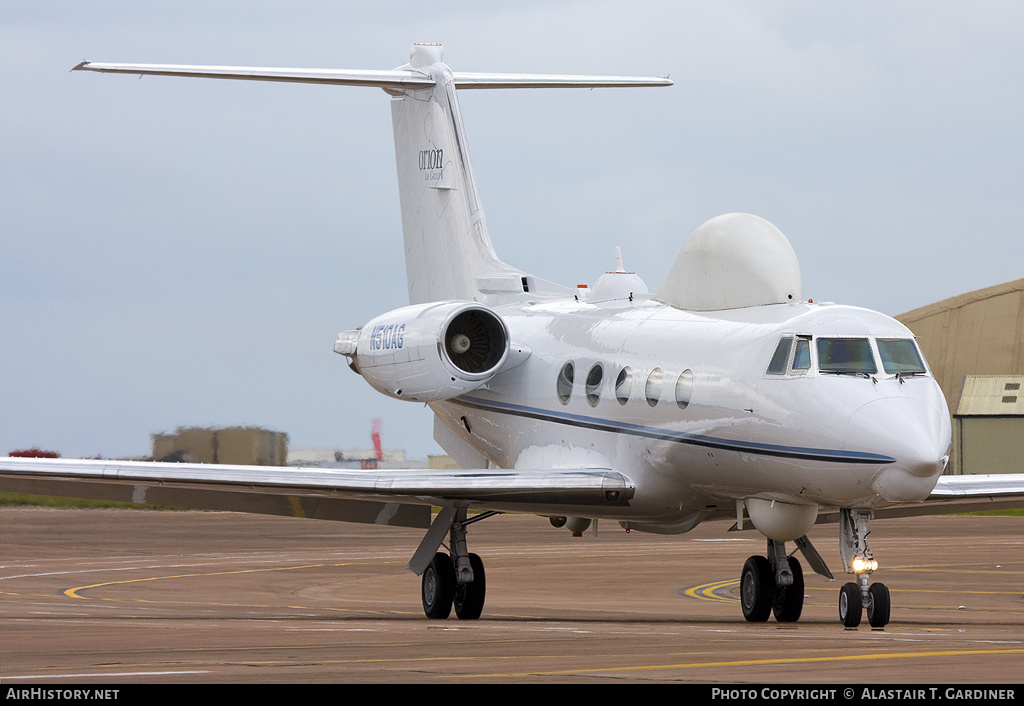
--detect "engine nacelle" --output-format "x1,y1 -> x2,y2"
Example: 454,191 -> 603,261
335,301 -> 510,402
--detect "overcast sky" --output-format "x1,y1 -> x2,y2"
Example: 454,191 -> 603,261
2,1 -> 1022,461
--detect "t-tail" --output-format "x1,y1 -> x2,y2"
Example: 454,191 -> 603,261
73,44 -> 671,304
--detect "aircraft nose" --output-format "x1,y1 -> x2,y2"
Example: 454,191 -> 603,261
844,396 -> 951,502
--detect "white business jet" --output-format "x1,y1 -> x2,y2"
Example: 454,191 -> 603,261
3,44 -> 1022,628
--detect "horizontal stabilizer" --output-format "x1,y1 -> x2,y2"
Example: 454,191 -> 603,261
72,61 -> 672,91
72,61 -> 436,91
452,72 -> 672,89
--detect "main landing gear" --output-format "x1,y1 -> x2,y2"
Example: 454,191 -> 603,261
740,538 -> 806,623
414,507 -> 496,620
838,508 -> 890,628
422,551 -> 486,619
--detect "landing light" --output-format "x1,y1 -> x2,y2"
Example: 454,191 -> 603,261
851,558 -> 878,573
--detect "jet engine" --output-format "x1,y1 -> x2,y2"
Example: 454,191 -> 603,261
335,301 -> 510,402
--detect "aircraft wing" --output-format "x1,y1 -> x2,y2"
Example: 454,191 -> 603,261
0,456 -> 634,529
817,474 -> 1024,522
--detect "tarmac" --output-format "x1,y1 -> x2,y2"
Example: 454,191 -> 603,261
1,507 -> 1021,684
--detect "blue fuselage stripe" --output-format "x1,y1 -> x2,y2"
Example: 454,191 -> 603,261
453,397 -> 894,465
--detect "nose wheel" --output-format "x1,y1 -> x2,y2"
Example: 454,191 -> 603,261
867,582 -> 891,627
839,578 -> 890,628
839,582 -> 861,627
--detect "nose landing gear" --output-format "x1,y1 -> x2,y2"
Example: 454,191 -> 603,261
839,508 -> 890,628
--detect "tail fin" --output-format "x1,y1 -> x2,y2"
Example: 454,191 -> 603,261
73,46 -> 671,304
390,44 -> 516,304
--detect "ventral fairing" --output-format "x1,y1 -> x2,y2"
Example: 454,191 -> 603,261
4,44 -> 1023,628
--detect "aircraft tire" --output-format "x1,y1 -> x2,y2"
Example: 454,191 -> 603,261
839,582 -> 862,627
740,555 -> 773,622
453,553 -> 486,620
422,552 -> 456,619
867,582 -> 890,628
772,556 -> 804,622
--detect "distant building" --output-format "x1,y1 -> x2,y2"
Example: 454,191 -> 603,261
428,454 -> 461,470
153,426 -> 288,466
287,446 -> 436,469
952,376 -> 1024,476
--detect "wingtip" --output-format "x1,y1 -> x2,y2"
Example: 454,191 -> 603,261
71,60 -> 90,72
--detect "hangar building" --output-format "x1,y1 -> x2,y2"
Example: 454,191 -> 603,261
896,278 -> 1024,475
153,426 -> 288,466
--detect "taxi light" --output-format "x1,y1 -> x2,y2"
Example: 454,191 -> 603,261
851,558 -> 879,573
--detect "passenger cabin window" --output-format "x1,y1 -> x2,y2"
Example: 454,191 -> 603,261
585,363 -> 603,407
766,337 -> 792,375
675,369 -> 693,409
817,338 -> 877,375
645,368 -> 663,407
877,339 -> 927,375
557,362 -> 574,404
615,367 -> 632,405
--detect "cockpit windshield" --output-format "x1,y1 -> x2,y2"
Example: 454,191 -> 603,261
877,338 -> 927,374
767,334 -> 927,377
816,338 -> 877,375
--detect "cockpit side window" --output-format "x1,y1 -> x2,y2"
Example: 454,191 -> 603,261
877,339 -> 927,374
792,337 -> 811,370
817,338 -> 877,374
766,337 -> 793,375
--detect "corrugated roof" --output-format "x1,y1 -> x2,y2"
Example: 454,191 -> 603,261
956,375 -> 1024,416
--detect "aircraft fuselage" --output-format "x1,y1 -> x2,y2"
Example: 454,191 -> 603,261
432,296 -> 951,531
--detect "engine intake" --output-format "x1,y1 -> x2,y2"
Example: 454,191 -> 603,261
444,307 -> 507,376
337,302 -> 510,401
